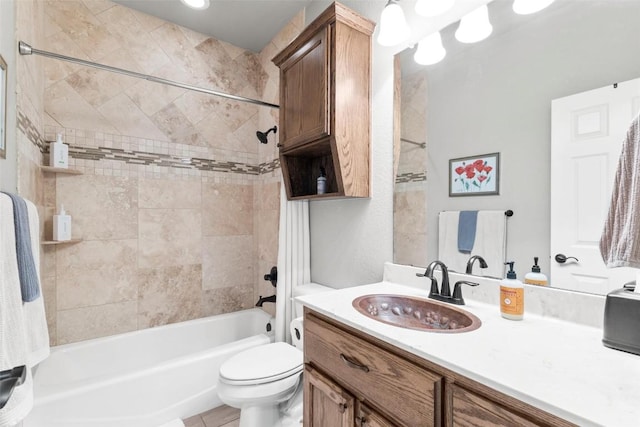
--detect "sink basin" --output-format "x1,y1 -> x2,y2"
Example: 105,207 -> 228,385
352,294 -> 481,333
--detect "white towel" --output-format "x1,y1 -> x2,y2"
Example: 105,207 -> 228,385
0,369 -> 34,426
0,194 -> 28,372
23,200 -> 50,366
0,194 -> 49,424
438,210 -> 506,278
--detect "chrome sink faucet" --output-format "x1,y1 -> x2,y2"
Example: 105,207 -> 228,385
465,255 -> 488,275
417,260 -> 479,305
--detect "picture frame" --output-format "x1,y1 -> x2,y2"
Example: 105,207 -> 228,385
0,55 -> 6,159
449,152 -> 500,197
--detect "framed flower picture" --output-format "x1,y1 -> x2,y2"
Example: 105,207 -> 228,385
449,152 -> 500,197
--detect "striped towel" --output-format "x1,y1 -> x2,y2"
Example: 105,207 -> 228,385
1,192 -> 40,302
600,114 -> 640,268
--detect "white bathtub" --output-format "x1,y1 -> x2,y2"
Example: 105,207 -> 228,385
24,309 -> 274,427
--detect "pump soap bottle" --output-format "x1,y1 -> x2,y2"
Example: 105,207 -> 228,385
53,204 -> 72,241
317,167 -> 326,195
500,261 -> 524,320
524,257 -> 548,286
49,133 -> 69,169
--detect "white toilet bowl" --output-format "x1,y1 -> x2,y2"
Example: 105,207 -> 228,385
217,283 -> 333,427
217,342 -> 303,427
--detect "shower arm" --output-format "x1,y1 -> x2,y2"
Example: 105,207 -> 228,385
18,41 -> 280,109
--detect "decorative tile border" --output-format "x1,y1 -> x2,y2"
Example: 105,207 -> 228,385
17,110 -> 46,152
396,172 -> 426,184
21,111 -> 280,177
60,145 -> 261,175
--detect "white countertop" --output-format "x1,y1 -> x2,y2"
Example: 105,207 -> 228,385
297,281 -> 640,427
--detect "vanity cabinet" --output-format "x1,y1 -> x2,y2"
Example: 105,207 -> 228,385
303,309 -> 576,427
272,2 -> 374,200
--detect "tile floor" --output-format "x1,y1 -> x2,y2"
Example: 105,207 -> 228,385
183,405 -> 240,427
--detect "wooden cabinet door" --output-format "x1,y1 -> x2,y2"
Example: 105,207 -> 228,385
356,402 -> 396,427
450,385 -> 541,427
304,365 -> 354,427
279,27 -> 330,150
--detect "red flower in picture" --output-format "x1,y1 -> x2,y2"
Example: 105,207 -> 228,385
473,159 -> 485,172
483,165 -> 493,174
455,166 -> 465,175
478,175 -> 487,183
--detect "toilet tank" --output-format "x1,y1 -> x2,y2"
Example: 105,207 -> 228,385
292,283 -> 334,318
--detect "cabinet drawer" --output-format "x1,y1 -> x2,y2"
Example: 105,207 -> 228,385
305,314 -> 442,427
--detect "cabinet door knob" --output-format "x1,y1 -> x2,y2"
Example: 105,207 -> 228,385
340,353 -> 370,373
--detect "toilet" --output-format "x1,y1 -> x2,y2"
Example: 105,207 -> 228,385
217,283 -> 332,427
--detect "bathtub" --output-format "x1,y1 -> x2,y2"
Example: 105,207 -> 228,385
23,309 -> 274,427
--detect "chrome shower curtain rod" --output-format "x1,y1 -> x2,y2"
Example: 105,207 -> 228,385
18,41 -> 279,109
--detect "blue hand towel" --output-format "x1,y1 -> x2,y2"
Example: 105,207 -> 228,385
1,192 -> 41,302
458,210 -> 478,254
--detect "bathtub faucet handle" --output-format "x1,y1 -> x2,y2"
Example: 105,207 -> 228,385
263,266 -> 277,287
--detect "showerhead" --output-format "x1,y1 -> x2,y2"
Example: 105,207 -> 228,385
256,126 -> 277,144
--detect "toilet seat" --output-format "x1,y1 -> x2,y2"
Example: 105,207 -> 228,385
219,342 -> 303,386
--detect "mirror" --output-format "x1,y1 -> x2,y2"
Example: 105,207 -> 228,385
393,0 -> 640,295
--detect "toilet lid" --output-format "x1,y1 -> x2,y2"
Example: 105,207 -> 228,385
219,342 -> 303,385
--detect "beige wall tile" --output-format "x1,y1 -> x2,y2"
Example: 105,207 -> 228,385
41,275 -> 57,346
202,285 -> 254,317
139,178 -> 201,209
97,93 -> 168,141
56,174 -> 138,240
202,183 -> 253,236
45,80 -> 119,134
256,209 -> 279,264
202,235 -> 254,289
45,0 -> 121,61
138,264 -> 202,328
138,208 -> 202,268
57,301 -> 138,344
56,239 -> 138,310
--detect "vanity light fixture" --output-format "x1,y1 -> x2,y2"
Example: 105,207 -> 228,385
179,0 -> 210,11
455,4 -> 492,43
377,0 -> 410,47
415,0 -> 455,17
513,0 -> 555,15
414,31 -> 446,65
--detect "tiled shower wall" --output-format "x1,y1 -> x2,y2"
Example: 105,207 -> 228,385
31,0 -> 303,345
394,70 -> 428,267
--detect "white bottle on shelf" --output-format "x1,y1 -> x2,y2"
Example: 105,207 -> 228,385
53,204 -> 72,241
49,133 -> 69,168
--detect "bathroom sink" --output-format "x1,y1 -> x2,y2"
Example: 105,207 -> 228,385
352,294 -> 481,333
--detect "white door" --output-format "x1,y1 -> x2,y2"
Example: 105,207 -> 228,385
550,78 -> 640,294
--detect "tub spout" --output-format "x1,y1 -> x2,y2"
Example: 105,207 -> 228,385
256,294 -> 276,307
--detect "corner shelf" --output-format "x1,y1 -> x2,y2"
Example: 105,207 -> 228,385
42,239 -> 82,246
41,166 -> 82,175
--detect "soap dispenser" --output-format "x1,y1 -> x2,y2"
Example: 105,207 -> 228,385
53,204 -> 71,241
49,133 -> 69,168
317,166 -> 327,195
500,261 -> 524,320
524,257 -> 548,286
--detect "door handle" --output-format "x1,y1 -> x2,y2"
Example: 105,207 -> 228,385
555,254 -> 579,264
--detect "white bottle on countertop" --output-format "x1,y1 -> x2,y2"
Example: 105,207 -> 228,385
500,261 -> 524,320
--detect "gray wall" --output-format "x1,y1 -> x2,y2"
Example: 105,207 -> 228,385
425,0 -> 640,279
0,0 -> 17,193
305,1 -> 395,287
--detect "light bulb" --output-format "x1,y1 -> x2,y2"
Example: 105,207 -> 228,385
377,1 -> 410,47
455,4 -> 492,44
179,0 -> 210,10
513,0 -> 555,15
414,32 -> 446,65
415,0 -> 456,17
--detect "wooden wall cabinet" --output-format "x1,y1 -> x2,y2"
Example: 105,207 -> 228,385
304,309 -> 577,427
272,2 -> 375,200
